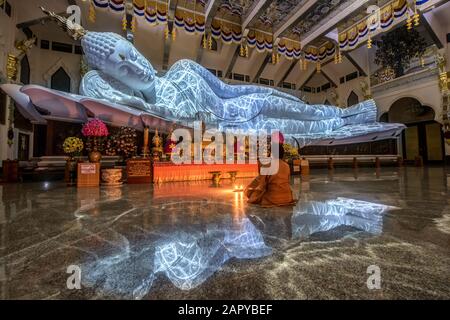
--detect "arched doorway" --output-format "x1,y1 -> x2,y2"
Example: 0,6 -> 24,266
387,97 -> 444,164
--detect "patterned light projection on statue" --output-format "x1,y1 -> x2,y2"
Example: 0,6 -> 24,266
77,31 -> 405,147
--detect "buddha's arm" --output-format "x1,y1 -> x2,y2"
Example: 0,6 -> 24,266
80,70 -> 150,111
168,60 -> 301,102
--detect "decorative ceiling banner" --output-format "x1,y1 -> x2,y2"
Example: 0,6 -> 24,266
145,0 -> 168,25
175,9 -> 205,35
93,0 -> 109,9
277,39 -> 301,60
109,0 -> 125,12
133,0 -> 146,16
305,47 -> 319,62
91,0 -> 123,23
416,0 -> 430,6
304,42 -> 336,62
247,30 -> 272,53
338,0 -> 421,52
211,20 -> 242,44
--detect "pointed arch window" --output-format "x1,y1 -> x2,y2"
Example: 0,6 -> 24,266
347,91 -> 359,107
51,67 -> 71,93
20,55 -> 30,85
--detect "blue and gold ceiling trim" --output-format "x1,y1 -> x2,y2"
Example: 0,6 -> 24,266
339,0 -> 433,52
247,31 -> 272,52
88,0 -> 338,63
211,19 -> 242,44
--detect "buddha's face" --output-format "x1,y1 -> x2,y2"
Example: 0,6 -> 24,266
104,39 -> 156,91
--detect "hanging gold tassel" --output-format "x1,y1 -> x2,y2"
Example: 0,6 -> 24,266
414,9 -> 420,27
367,34 -> 372,49
164,24 -> 169,40
208,35 -> 213,50
89,0 -> 96,23
272,52 -> 276,65
202,34 -> 207,49
122,14 -> 128,31
316,62 -> 321,73
406,12 -> 413,30
240,44 -> 245,57
172,27 -> 176,41
245,45 -> 249,58
131,16 -> 137,33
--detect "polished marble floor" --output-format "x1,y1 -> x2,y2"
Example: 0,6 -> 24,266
0,167 -> 449,300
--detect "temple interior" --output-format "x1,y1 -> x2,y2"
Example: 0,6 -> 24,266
0,0 -> 449,300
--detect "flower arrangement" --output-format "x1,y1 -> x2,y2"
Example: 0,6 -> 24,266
104,126 -> 138,159
63,137 -> 84,158
283,143 -> 300,160
82,119 -> 109,137
82,119 -> 109,162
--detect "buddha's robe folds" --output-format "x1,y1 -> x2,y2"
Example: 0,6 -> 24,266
245,160 -> 294,207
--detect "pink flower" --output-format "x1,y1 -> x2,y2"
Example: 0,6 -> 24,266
82,119 -> 109,137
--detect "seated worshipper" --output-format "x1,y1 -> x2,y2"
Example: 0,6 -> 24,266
245,135 -> 295,207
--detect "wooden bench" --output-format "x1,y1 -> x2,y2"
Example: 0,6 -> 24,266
302,155 -> 402,169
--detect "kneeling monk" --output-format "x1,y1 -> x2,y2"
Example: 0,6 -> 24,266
245,143 -> 295,207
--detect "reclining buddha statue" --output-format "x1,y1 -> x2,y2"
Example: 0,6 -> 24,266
42,8 -> 404,146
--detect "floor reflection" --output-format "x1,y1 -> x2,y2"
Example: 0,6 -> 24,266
81,196 -> 399,298
292,198 -> 399,239
81,215 -> 271,299
0,167 -> 449,299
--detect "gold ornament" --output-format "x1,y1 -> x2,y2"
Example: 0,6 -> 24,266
172,27 -> 176,41
6,54 -> 18,81
202,34 -> 207,49
316,62 -> 321,73
367,34 -> 372,49
40,7 -> 87,40
89,0 -> 96,23
406,12 -> 413,30
414,10 -> 420,27
164,25 -> 169,40
131,16 -> 137,33
122,14 -> 128,31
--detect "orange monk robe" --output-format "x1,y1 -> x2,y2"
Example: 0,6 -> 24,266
245,160 -> 295,207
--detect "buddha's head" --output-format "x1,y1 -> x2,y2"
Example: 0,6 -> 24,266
81,32 -> 156,91
39,8 -> 156,91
